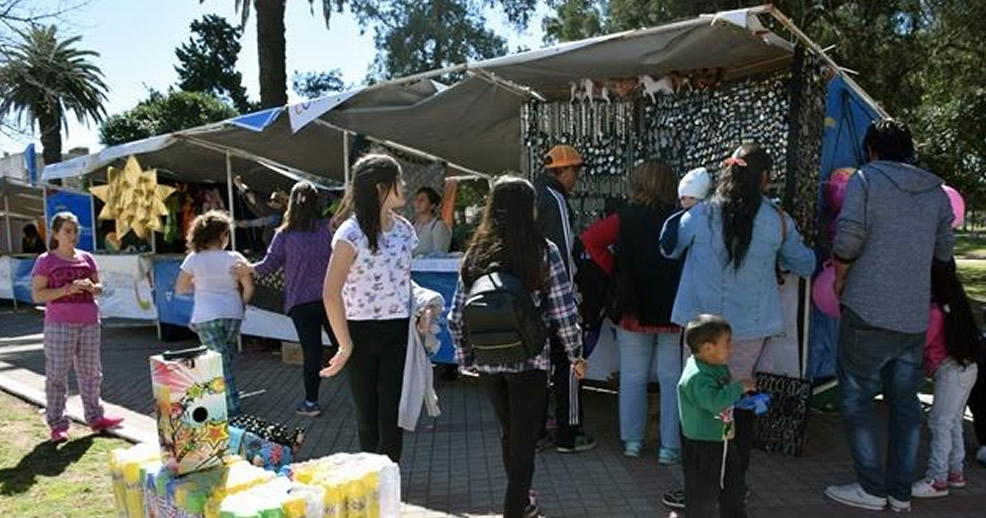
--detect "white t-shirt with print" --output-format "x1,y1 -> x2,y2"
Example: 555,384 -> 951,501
332,215 -> 418,321
180,250 -> 247,324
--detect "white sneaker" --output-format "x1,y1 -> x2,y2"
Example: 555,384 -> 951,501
976,446 -> 986,468
824,483 -> 887,511
911,478 -> 948,498
888,496 -> 911,513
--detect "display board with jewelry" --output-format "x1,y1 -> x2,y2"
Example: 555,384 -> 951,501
521,50 -> 827,241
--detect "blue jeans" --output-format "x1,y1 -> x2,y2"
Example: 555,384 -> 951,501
837,308 -> 924,502
616,328 -> 681,451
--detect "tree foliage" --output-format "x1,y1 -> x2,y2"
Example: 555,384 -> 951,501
292,69 -> 345,99
543,0 -> 985,209
203,0 -> 348,109
99,90 -> 237,146
0,24 -> 107,164
175,14 -> 252,112
362,0 -> 508,82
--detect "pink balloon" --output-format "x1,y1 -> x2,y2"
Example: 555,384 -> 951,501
812,261 -> 841,318
943,185 -> 965,229
825,168 -> 854,214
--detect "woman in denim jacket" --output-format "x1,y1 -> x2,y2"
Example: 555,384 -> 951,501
660,143 -> 815,476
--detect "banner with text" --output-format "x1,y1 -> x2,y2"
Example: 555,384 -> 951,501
93,255 -> 157,320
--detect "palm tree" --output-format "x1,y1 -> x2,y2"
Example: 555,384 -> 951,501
210,0 -> 342,109
0,25 -> 108,165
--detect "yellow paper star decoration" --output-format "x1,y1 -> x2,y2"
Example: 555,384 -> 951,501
90,155 -> 176,240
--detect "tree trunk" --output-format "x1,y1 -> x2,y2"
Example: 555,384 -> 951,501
255,0 -> 288,109
38,105 -> 62,165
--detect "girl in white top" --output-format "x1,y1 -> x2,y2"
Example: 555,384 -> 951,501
176,210 -> 254,415
322,153 -> 421,464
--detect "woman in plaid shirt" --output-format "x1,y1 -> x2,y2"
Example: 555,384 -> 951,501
448,176 -> 585,518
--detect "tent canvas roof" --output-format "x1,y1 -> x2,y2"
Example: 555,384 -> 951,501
0,177 -> 44,218
41,5 -> 880,183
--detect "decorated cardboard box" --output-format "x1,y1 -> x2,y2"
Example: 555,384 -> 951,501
150,347 -> 229,476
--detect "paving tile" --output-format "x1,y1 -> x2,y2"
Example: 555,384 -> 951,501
2,307 -> 986,517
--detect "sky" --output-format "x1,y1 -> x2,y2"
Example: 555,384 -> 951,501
0,0 -> 549,155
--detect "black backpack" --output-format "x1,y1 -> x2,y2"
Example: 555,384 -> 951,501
463,270 -> 548,366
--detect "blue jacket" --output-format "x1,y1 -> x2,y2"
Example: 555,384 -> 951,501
660,198 -> 815,339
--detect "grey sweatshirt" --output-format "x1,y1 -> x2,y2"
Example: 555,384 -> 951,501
833,160 -> 954,333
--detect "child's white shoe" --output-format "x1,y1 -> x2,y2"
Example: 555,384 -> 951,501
911,478 -> 949,499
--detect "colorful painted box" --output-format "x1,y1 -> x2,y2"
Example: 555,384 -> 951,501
150,347 -> 230,476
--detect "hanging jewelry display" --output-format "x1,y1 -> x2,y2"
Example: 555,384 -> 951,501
520,65 -> 824,236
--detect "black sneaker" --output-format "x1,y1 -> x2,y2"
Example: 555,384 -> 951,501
556,433 -> 597,453
295,401 -> 321,417
662,489 -> 685,509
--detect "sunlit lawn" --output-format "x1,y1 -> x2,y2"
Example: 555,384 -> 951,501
0,391 -> 128,518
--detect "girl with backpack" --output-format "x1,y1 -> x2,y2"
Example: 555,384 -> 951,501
320,154 -> 418,464
582,159 -> 684,462
448,175 -> 585,518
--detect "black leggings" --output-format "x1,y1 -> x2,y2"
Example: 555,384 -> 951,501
347,318 -> 409,464
484,370 -> 548,518
288,301 -> 336,403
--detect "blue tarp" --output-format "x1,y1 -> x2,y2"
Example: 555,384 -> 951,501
228,108 -> 282,132
12,257 -> 36,303
152,257 -> 194,326
806,76 -> 883,380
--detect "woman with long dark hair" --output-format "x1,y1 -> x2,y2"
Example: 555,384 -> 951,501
236,181 -> 335,417
661,143 -> 815,477
320,154 -> 417,464
449,175 -> 584,518
582,159 -> 684,462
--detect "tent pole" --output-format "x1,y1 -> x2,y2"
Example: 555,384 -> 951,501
343,131 -> 351,185
765,6 -> 889,118
3,194 -> 11,254
225,151 -> 236,251
225,150 -> 243,353
4,194 -> 16,310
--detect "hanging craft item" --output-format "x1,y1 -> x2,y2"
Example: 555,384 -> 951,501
90,155 -> 176,240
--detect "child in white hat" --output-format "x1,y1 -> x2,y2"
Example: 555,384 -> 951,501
678,167 -> 712,209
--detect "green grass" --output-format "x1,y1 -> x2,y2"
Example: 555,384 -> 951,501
0,391 -> 130,518
957,259 -> 986,308
955,231 -> 986,258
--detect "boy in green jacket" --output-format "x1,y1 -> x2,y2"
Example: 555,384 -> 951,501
679,314 -> 756,518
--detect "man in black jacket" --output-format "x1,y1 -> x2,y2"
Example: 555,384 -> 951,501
536,144 -> 596,453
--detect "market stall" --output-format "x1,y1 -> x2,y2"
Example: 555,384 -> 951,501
38,5 -> 886,384
39,89 -> 482,348
0,177 -> 45,307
